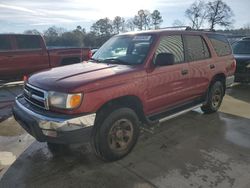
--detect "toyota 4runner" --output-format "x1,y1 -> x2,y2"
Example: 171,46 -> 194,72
13,29 -> 236,161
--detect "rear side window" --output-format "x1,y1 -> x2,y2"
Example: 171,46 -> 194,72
184,35 -> 210,62
207,34 -> 231,56
155,35 -> 184,63
16,35 -> 41,50
0,36 -> 11,51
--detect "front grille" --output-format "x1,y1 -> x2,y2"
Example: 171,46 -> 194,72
24,83 -> 48,110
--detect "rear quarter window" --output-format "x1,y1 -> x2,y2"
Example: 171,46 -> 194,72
0,35 -> 12,51
16,35 -> 42,50
207,34 -> 231,56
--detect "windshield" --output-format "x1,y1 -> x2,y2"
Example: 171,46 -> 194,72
232,41 -> 250,54
92,35 -> 154,65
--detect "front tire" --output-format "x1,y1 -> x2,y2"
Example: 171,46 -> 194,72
201,81 -> 224,114
93,107 -> 140,161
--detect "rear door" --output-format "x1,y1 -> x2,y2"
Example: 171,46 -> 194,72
146,35 -> 192,115
0,35 -> 14,80
11,35 -> 50,78
183,34 -> 212,98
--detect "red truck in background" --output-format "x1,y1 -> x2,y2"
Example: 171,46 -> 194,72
0,34 -> 91,81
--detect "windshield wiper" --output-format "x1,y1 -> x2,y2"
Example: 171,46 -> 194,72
102,58 -> 131,65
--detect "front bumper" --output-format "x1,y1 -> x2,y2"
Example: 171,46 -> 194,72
226,75 -> 235,87
12,95 -> 96,144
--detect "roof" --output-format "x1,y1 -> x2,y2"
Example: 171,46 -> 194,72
118,28 -> 222,36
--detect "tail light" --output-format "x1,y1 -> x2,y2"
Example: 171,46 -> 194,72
23,75 -> 28,82
231,59 -> 237,71
87,50 -> 92,60
82,49 -> 92,61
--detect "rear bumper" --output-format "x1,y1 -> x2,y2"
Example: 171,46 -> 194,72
12,95 -> 95,144
226,75 -> 235,87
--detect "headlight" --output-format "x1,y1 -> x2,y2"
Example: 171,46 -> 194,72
48,91 -> 83,109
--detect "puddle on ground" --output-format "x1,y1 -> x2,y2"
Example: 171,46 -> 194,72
0,152 -> 16,166
0,117 -> 25,136
220,113 -> 250,149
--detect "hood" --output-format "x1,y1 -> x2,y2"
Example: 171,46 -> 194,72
28,62 -> 136,92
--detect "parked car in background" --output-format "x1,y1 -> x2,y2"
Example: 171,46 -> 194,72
232,37 -> 250,82
13,29 -> 236,161
0,34 -> 92,81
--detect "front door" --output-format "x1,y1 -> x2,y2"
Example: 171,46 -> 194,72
146,35 -> 192,115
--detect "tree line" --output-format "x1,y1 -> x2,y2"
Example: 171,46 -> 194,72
24,0 -> 249,48
25,9 -> 163,48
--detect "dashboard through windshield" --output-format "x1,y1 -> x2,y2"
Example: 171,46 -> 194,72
91,35 -> 154,65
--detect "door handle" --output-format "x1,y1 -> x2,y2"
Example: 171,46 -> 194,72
181,69 -> 188,75
5,55 -> 13,58
210,64 -> 215,69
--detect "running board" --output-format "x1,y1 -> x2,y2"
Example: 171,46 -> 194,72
159,104 -> 203,123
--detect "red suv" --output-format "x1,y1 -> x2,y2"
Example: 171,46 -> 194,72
13,29 -> 236,161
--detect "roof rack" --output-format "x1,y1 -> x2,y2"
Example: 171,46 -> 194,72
194,28 -> 215,32
160,26 -> 191,30
159,26 -> 215,32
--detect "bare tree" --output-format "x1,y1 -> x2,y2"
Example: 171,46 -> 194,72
185,0 -> 207,29
151,10 -> 163,29
206,0 -> 234,30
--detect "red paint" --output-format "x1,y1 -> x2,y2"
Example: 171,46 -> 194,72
26,30 -> 235,116
0,34 -> 91,80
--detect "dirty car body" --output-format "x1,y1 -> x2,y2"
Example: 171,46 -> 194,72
13,29 -> 236,161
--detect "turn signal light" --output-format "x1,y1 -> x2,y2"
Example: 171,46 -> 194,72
69,94 -> 82,109
23,75 -> 28,82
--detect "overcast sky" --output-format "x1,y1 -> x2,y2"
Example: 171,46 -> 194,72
0,0 -> 250,33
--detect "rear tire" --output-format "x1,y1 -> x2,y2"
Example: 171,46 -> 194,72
201,81 -> 224,114
92,107 -> 140,161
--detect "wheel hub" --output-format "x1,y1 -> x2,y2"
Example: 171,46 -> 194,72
108,119 -> 133,152
212,89 -> 222,108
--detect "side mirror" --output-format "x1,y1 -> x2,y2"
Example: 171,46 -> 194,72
155,53 -> 175,66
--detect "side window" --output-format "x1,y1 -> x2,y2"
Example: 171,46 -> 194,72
155,35 -> 184,64
207,34 -> 231,56
185,35 -> 210,62
16,35 -> 42,50
0,36 -> 12,51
